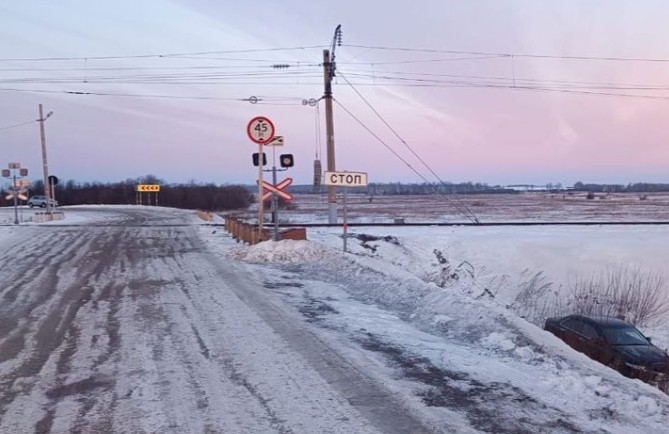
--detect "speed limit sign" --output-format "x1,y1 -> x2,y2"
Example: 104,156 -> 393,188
247,116 -> 275,145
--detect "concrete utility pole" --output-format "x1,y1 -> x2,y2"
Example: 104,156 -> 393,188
322,25 -> 342,224
38,104 -> 53,213
322,49 -> 337,223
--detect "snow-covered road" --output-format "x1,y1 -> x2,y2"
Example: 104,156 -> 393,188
2,205 -> 669,434
0,207 -> 428,434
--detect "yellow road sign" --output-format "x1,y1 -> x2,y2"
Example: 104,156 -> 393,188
137,184 -> 160,192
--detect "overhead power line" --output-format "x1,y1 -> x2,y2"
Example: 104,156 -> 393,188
0,119 -> 36,132
336,72 -> 480,223
0,46 -> 328,62
0,63 -> 320,72
341,68 -> 669,90
333,97 -> 479,223
337,72 -> 669,101
0,87 -> 311,103
346,44 -> 669,63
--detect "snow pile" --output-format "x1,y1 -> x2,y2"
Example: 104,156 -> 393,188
231,240 -> 331,264
197,218 -> 669,432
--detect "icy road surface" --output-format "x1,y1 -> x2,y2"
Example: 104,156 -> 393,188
2,206 -> 669,434
0,207 -> 429,434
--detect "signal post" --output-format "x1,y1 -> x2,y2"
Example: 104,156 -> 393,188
248,117 -> 295,241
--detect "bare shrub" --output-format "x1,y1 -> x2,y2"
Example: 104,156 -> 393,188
509,270 -> 563,325
567,265 -> 669,326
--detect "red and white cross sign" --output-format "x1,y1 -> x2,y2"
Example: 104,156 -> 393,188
258,177 -> 293,201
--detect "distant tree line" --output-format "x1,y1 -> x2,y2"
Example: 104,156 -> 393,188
14,178 -> 669,211
572,182 -> 669,193
288,182 -> 518,195
27,176 -> 252,211
286,181 -> 669,195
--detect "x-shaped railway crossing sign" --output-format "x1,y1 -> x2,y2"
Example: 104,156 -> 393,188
258,177 -> 293,201
5,189 -> 28,201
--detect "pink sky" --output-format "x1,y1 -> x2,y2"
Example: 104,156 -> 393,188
1,1 -> 669,187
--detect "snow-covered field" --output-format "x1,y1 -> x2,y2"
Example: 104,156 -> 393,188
213,193 -> 669,432
207,226 -> 669,433
2,198 -> 669,433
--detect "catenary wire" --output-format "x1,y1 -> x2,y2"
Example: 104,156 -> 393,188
340,68 -> 669,91
0,119 -> 36,132
0,87 -> 312,103
333,98 -> 479,223
335,74 -> 669,101
0,46 -> 328,62
346,44 -> 669,63
337,71 -> 480,223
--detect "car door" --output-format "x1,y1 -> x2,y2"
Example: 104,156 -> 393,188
578,323 -> 606,363
560,317 -> 585,351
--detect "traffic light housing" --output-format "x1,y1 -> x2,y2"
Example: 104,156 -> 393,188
280,154 -> 294,168
252,152 -> 267,166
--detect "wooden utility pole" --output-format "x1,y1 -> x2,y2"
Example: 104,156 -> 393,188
38,104 -> 53,213
322,49 -> 337,223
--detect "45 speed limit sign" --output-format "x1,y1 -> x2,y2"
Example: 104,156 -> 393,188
247,116 -> 275,145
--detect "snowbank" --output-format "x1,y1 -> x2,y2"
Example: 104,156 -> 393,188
230,240 -> 331,264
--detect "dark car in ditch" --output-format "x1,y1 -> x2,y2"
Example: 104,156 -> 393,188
544,314 -> 669,389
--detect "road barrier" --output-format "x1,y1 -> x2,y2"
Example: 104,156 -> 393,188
33,211 -> 65,223
223,217 -> 306,244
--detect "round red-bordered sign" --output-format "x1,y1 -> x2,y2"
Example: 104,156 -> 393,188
247,116 -> 276,145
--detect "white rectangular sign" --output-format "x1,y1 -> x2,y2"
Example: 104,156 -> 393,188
267,136 -> 284,146
324,171 -> 368,187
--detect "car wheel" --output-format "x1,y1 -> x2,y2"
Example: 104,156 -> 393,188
28,203 -> 34,208
40,203 -> 46,208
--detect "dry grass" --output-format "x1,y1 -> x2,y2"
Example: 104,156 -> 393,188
196,210 -> 213,221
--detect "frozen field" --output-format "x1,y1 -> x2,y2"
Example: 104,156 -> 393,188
214,191 -> 669,432
266,191 -> 669,223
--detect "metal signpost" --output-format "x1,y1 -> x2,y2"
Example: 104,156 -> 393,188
324,171 -> 368,252
3,163 -> 29,225
48,175 -> 59,208
136,184 -> 161,205
258,177 -> 294,240
247,116 -> 275,237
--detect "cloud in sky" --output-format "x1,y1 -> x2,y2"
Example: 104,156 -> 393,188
1,0 -> 669,188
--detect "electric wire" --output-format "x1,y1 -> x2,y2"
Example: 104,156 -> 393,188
0,69 -> 323,83
334,99 -> 480,224
4,46 -> 669,101
0,46 -> 328,62
345,55 -> 507,65
333,98 -> 426,180
346,44 -> 669,63
0,119 -> 36,132
337,72 -> 480,223
0,63 -> 321,72
0,87 -> 311,103
340,68 -> 669,91
334,98 -> 479,223
338,73 -> 669,101
5,71 -> 669,101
